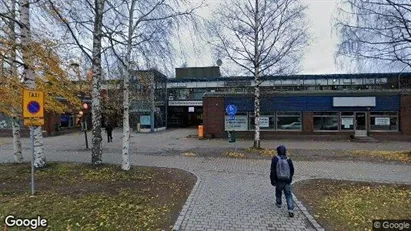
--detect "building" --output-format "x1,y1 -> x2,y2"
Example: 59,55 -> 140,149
129,70 -> 168,132
201,73 -> 411,138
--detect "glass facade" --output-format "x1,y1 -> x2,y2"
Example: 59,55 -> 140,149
227,112 -> 302,131
313,112 -> 339,131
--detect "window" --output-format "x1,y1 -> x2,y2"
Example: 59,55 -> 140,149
249,113 -> 275,130
352,78 -> 363,85
340,112 -> 354,130
313,112 -> 338,131
304,79 -> 315,85
60,114 -> 74,128
370,112 -> 398,131
316,79 -> 327,85
283,79 -> 293,85
277,112 -> 302,130
342,78 -> 351,85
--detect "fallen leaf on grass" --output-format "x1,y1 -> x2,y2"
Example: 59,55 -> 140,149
224,152 -> 246,158
181,152 -> 196,157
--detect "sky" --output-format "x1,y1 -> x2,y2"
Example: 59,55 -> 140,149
173,0 -> 344,75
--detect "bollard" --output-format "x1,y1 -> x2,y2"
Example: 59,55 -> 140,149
198,125 -> 204,139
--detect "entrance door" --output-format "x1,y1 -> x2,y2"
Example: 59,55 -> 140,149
355,112 -> 367,137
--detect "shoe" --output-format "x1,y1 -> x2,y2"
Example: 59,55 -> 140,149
275,203 -> 281,208
288,211 -> 294,217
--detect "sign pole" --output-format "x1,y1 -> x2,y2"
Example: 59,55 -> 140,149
30,126 -> 35,196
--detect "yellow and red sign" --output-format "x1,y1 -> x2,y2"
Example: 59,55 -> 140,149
22,89 -> 44,126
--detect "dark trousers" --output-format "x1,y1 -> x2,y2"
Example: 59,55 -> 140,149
275,182 -> 294,211
107,131 -> 113,142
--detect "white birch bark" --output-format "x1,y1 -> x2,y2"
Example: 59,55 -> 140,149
91,0 -> 105,165
21,0 -> 46,167
121,0 -> 135,171
253,0 -> 261,149
12,115 -> 23,163
9,0 -> 23,163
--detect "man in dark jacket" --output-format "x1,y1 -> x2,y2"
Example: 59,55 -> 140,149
105,122 -> 113,142
270,145 -> 295,217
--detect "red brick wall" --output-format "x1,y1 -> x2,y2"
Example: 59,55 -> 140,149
400,95 -> 411,135
203,97 -> 225,137
44,112 -> 62,136
303,112 -> 313,132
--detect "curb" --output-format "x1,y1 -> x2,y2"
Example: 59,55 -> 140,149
172,170 -> 202,231
291,179 -> 325,231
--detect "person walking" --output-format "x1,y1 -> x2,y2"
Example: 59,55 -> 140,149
105,122 -> 113,142
270,145 -> 295,217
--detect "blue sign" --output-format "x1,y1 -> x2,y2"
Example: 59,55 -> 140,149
226,104 -> 237,115
27,101 -> 41,114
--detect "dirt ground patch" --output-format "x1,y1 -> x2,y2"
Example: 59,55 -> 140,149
0,162 -> 196,231
293,179 -> 411,231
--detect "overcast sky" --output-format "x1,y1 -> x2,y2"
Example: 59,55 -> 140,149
173,0 -> 344,75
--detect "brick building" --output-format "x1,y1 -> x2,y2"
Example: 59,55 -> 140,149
203,90 -> 411,139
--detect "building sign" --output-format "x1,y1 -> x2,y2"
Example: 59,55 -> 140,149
260,117 -> 269,128
375,117 -> 390,125
333,97 -> 376,107
341,117 -> 354,129
225,115 -> 248,131
168,101 -> 202,106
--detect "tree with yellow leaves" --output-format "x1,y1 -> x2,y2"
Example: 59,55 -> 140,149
0,39 -> 82,165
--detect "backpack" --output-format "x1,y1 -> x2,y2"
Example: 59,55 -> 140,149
276,156 -> 291,180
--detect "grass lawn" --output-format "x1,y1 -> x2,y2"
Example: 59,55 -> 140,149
0,162 -> 196,230
293,179 -> 411,231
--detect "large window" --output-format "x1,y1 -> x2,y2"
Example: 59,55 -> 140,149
249,113 -> 276,130
277,112 -> 302,130
313,112 -> 338,131
370,112 -> 398,131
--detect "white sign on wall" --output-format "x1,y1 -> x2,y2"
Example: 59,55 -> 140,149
260,117 -> 269,128
225,115 -> 248,131
341,117 -> 354,129
375,117 -> 390,125
333,97 -> 376,107
168,101 -> 202,106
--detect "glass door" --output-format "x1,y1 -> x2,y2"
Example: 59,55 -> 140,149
355,112 -> 366,130
354,112 -> 367,137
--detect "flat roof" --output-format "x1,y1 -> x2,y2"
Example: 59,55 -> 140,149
167,72 -> 411,82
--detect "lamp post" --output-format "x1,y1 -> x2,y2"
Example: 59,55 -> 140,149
82,103 -> 89,149
367,107 -> 370,137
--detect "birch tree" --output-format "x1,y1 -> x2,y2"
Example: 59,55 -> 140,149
209,0 -> 309,148
104,0 -> 202,170
0,0 -> 23,162
47,0 -> 106,165
336,0 -> 411,72
20,0 -> 46,167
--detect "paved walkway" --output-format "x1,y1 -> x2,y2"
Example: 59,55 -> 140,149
1,129 -> 411,231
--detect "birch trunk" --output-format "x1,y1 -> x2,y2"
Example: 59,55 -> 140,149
12,115 -> 23,162
21,0 -> 46,167
121,0 -> 136,171
10,0 -> 23,163
91,0 -> 105,165
253,0 -> 261,149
